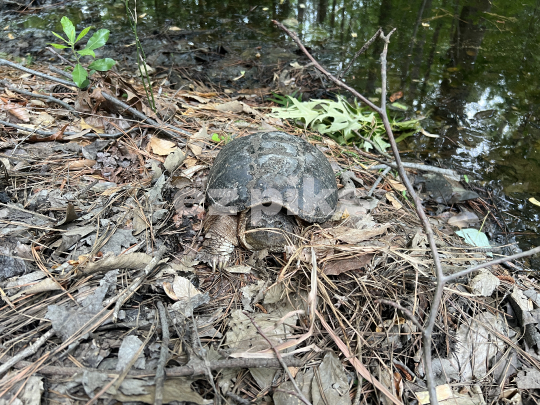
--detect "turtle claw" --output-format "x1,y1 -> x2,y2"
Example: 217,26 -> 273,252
197,248 -> 231,272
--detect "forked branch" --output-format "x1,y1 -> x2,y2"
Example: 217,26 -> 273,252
272,20 -> 540,405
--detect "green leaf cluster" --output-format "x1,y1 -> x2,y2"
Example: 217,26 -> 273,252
270,95 -> 422,151
50,16 -> 116,88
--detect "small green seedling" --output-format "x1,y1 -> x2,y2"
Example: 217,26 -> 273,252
463,174 -> 469,183
211,133 -> 232,144
50,16 -> 116,88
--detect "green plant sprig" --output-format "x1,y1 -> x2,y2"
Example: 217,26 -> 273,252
50,16 -> 116,88
271,95 -> 423,151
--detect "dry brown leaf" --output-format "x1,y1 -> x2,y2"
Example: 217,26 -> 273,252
328,225 -> 390,244
184,157 -> 198,167
67,159 -> 97,170
148,136 -> 177,156
6,105 -> 30,122
323,254 -> 373,275
387,178 -> 406,192
416,384 -> 453,404
188,126 -> 209,156
213,100 -> 244,113
163,281 -> 179,300
32,111 -> 55,126
386,192 -> 403,209
29,123 -> 69,142
80,117 -> 104,133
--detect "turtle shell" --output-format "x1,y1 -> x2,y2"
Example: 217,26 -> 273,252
206,131 -> 338,223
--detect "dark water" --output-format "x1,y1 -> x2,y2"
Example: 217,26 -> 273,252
2,0 -> 540,250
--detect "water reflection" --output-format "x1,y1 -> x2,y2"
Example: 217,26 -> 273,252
2,0 -> 540,246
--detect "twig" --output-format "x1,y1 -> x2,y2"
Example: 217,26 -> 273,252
0,80 -> 76,112
113,245 -> 167,321
0,58 -> 190,142
274,22 -> 540,405
368,166 -> 391,196
100,92 -> 190,141
190,312 -> 221,405
0,329 -> 55,377
225,392 -> 251,405
443,246 -> 540,282
1,356 -> 305,377
338,27 -> 382,79
48,65 -> 74,79
367,162 -> 460,178
375,299 -> 423,330
46,47 -> 76,67
243,311 -> 312,405
155,301 -> 170,405
0,119 -> 124,139
316,310 -> 402,405
0,202 -> 56,222
272,21 -> 380,113
0,58 -> 75,87
353,129 -> 391,158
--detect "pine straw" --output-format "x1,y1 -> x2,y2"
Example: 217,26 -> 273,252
0,63 -> 529,403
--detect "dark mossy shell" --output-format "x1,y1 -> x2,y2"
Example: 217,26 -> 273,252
206,131 -> 338,223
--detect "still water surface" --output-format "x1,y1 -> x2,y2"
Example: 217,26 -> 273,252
2,0 -> 540,250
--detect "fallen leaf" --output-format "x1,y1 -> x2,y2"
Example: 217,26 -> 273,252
80,117 -> 104,133
171,276 -> 201,300
323,254 -> 373,275
5,105 -> 30,122
530,197 -> 540,207
416,384 -> 453,404
328,225 -> 390,244
387,179 -> 406,192
386,192 -> 403,209
67,159 -> 97,170
148,136 -> 177,156
29,123 -> 69,142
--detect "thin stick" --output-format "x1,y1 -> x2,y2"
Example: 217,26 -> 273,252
338,27 -> 382,79
0,81 -> 76,112
113,245 -> 167,321
1,356 -> 305,377
272,21 -> 381,113
0,119 -> 124,139
0,58 -> 75,87
0,329 -> 55,377
154,301 -> 170,405
243,311 -> 312,405
375,299 -> 423,330
100,92 -> 190,141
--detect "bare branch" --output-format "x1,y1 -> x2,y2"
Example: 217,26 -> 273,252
338,27 -> 382,79
375,299 -> 424,330
443,246 -> 540,282
272,20 -> 381,113
243,311 -> 312,405
154,301 -> 170,405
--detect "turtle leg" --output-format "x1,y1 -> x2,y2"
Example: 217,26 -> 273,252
197,214 -> 238,271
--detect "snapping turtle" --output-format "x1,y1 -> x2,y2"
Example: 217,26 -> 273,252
198,131 -> 338,270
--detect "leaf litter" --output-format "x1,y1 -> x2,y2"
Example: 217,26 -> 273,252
0,57 -> 536,405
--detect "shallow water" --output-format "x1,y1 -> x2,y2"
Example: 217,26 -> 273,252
2,0 -> 540,250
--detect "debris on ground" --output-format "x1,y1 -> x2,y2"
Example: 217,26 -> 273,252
0,56 -> 535,405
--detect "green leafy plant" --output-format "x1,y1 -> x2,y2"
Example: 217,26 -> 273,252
211,133 -> 232,144
270,95 -> 422,151
268,91 -> 302,108
50,16 -> 116,88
